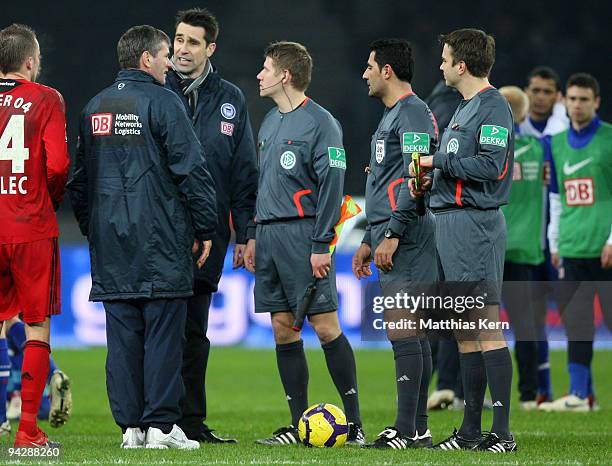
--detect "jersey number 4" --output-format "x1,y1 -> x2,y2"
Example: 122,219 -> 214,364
0,115 -> 30,174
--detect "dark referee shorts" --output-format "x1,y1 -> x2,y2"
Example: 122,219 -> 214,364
254,218 -> 338,314
370,212 -> 438,292
434,208 -> 506,304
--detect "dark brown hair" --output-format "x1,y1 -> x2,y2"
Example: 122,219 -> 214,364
439,28 -> 495,78
566,72 -> 600,98
369,38 -> 414,83
175,8 -> 219,44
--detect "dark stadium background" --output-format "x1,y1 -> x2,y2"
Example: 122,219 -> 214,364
3,0 -> 610,239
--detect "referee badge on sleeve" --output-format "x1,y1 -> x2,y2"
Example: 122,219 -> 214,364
479,125 -> 509,148
328,147 -> 347,170
402,132 -> 431,154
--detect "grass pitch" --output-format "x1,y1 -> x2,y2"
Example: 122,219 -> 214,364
1,347 -> 611,465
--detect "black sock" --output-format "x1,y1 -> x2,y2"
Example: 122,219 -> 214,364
458,351 -> 486,440
391,338 -> 422,437
416,338 -> 432,435
276,340 -> 309,427
322,333 -> 361,425
483,347 -> 513,440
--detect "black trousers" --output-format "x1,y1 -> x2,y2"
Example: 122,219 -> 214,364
435,339 -> 462,397
179,293 -> 212,437
528,255 -> 563,332
562,258 -> 612,341
502,261 -> 539,401
104,298 -> 187,432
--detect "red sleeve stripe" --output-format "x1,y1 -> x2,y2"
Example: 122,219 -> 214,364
455,179 -> 463,206
497,158 -> 509,180
293,189 -> 312,217
387,177 -> 405,211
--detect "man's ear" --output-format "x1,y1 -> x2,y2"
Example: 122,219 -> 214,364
25,56 -> 35,71
383,64 -> 393,80
457,60 -> 467,76
139,50 -> 151,70
206,42 -> 217,58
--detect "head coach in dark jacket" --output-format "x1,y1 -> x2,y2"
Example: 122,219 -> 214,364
164,8 -> 257,443
67,25 -> 217,450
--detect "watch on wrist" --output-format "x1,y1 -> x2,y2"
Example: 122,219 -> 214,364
384,228 -> 400,239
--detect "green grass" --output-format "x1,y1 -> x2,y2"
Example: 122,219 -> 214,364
1,348 -> 611,464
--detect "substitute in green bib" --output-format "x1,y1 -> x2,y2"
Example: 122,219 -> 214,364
499,86 -> 545,411
501,87 -> 545,267
540,73 -> 612,413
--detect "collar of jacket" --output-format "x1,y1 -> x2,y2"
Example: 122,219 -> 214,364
115,69 -> 163,86
167,67 -> 220,95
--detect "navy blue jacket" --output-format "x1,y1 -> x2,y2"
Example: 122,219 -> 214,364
166,68 -> 257,293
68,70 -> 217,301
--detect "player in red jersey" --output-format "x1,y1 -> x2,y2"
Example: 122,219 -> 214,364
0,23 -> 69,448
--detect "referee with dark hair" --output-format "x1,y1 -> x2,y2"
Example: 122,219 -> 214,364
353,38 -> 438,449
410,28 -> 516,453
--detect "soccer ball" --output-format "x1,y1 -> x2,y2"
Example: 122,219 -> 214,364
298,402 -> 348,448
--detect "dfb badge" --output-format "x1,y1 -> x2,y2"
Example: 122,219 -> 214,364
447,137 -> 459,154
280,151 -> 296,169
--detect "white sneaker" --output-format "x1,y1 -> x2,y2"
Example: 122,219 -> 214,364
146,425 -> 200,450
520,400 -> 538,411
0,419 -> 11,437
121,427 -> 145,448
538,394 -> 589,412
427,389 -> 454,410
6,392 -> 21,420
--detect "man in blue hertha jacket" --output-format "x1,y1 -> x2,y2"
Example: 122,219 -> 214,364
165,8 -> 257,444
67,25 -> 217,450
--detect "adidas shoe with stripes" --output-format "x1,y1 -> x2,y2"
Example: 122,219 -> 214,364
475,432 -> 517,452
414,428 -> 433,448
346,422 -> 366,446
255,425 -> 299,446
432,428 -> 482,450
363,427 -> 418,449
